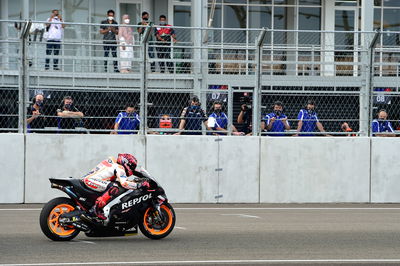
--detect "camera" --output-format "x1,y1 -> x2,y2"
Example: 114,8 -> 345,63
240,96 -> 252,111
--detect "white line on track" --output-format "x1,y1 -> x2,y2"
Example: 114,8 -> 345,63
4,259 -> 400,265
69,240 -> 96,245
175,226 -> 187,230
221,214 -> 261,218
2,207 -> 400,211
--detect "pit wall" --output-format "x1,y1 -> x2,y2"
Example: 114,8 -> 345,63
0,134 -> 399,203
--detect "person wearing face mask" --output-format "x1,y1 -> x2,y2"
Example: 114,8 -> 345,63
45,9 -> 64,70
138,11 -> 155,72
100,10 -> 119,73
174,96 -> 207,135
371,109 -> 395,137
154,15 -> 177,73
27,94 -> 47,132
118,14 -> 134,73
295,99 -> 327,136
261,101 -> 290,137
56,96 -> 84,133
111,104 -> 140,135
206,101 -> 243,135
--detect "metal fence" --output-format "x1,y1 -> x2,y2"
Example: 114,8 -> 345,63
1,20 -> 399,136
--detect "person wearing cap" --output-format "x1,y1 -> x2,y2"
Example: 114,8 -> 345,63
261,101 -> 290,136
111,104 -> 140,135
295,100 -> 327,136
174,96 -> 207,135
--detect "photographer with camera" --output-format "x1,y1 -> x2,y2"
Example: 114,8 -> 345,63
56,96 -> 84,133
237,95 -> 253,135
45,9 -> 64,70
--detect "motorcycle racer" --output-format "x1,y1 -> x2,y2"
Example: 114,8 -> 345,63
81,153 -> 149,220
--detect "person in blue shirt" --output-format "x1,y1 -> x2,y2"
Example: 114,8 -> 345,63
261,101 -> 290,136
111,104 -> 140,134
206,101 -> 243,135
175,96 -> 207,135
295,100 -> 327,136
371,109 -> 395,137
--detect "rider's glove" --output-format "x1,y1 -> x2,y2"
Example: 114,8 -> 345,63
138,181 -> 150,189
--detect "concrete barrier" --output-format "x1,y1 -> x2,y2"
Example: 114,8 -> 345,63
146,135 -> 219,203
4,134 -> 400,204
24,134 -> 145,203
259,137 -> 370,203
371,138 -> 400,203
217,136 -> 260,203
0,134 -> 24,203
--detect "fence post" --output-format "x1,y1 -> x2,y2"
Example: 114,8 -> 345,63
253,28 -> 267,136
140,25 -> 152,135
18,21 -> 31,134
360,31 -> 380,136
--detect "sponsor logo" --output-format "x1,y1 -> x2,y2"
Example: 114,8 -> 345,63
79,197 -> 87,201
122,193 -> 152,209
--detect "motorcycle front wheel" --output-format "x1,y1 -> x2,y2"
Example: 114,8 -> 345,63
139,202 -> 176,240
39,197 -> 80,241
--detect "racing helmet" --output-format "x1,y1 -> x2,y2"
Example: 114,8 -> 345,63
117,153 -> 137,176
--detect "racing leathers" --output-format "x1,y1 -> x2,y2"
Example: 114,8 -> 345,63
81,156 -> 146,219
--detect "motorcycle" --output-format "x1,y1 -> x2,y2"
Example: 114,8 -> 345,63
39,168 -> 175,241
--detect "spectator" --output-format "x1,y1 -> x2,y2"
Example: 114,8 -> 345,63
138,11 -> 155,72
206,101 -> 243,135
174,96 -> 207,135
261,101 -> 290,136
118,14 -> 134,73
340,122 -> 355,136
237,95 -> 252,135
372,109 -> 395,137
155,15 -> 177,73
45,9 -> 64,70
57,96 -> 84,132
100,10 -> 119,73
295,100 -> 327,136
27,94 -> 47,133
111,105 -> 140,135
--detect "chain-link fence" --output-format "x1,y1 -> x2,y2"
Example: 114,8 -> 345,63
1,20 -> 399,136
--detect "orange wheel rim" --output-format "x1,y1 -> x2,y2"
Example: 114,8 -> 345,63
48,204 -> 76,236
143,205 -> 173,235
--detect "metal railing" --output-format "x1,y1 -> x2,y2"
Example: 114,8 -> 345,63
1,20 -> 400,136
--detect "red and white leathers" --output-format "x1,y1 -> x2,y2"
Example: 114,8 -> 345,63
82,156 -> 140,193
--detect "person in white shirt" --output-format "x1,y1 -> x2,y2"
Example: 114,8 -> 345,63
45,9 -> 64,70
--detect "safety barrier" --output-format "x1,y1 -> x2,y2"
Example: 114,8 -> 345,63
0,134 -> 399,203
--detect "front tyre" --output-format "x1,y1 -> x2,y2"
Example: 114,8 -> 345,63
139,203 -> 175,240
40,197 -> 80,241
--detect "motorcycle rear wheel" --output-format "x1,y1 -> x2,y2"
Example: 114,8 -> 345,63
40,197 -> 80,241
139,202 -> 175,240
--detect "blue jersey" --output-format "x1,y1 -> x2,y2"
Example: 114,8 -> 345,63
263,112 -> 289,136
209,112 -> 228,130
297,109 -> 319,136
371,119 -> 394,135
115,112 -> 140,134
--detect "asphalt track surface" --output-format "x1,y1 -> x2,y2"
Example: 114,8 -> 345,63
1,204 -> 400,266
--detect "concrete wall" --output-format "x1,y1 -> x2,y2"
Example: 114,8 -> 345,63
3,134 -> 400,203
25,134 -> 145,203
0,134 -> 24,203
371,138 -> 400,203
260,137 -> 371,203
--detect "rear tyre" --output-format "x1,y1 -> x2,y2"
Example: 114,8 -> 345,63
139,202 -> 175,240
40,197 -> 80,241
